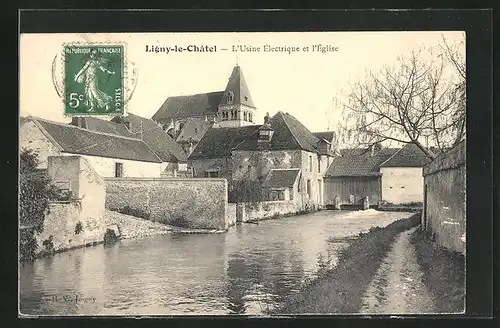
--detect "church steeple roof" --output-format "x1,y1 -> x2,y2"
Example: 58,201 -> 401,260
219,65 -> 256,109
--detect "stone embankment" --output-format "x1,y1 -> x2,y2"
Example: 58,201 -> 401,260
104,211 -> 226,240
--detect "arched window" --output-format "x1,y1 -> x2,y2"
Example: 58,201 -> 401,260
244,112 -> 248,121
226,91 -> 234,104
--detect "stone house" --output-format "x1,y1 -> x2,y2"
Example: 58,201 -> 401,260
190,111 -> 336,209
20,116 -> 164,178
67,113 -> 189,178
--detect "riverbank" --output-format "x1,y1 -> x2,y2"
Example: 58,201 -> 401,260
410,227 -> 465,313
105,210 -> 226,239
270,212 -> 421,314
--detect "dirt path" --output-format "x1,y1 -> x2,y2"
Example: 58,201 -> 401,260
360,227 -> 436,314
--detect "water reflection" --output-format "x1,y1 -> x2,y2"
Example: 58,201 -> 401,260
19,210 -> 410,315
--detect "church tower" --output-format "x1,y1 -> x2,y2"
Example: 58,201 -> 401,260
215,65 -> 257,128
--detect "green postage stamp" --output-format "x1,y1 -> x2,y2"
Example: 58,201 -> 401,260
64,45 -> 124,115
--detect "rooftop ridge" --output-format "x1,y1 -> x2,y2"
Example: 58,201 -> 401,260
166,90 -> 225,99
29,116 -> 152,143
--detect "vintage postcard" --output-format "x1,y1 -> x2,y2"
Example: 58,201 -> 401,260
19,30 -> 466,316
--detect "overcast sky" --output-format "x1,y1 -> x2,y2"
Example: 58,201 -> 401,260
20,31 -> 464,133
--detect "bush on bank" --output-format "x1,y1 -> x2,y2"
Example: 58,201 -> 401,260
19,149 -> 62,261
269,212 -> 421,314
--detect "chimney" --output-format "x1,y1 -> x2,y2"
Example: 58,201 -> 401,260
263,112 -> 271,126
70,117 -> 87,129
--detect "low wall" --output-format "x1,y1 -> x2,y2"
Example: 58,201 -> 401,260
104,178 -> 229,230
423,141 -> 465,254
237,201 -> 300,223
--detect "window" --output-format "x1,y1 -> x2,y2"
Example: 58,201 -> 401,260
289,187 -> 294,201
306,180 -> 312,198
318,157 -> 321,173
178,163 -> 188,171
258,129 -> 274,142
226,91 -> 234,104
204,170 -> 219,178
244,112 -> 248,121
115,163 -> 123,177
309,156 -> 313,172
249,113 -> 252,122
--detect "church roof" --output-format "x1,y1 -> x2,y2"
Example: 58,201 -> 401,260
152,91 -> 224,122
263,168 -> 301,190
233,111 -> 320,153
25,117 -> 162,163
188,125 -> 261,159
219,65 -> 256,108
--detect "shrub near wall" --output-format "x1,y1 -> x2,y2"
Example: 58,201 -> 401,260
105,178 -> 228,230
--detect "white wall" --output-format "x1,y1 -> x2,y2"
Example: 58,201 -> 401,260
380,167 -> 424,204
63,154 -> 162,178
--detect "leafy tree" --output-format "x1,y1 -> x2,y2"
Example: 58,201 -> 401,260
228,179 -> 266,209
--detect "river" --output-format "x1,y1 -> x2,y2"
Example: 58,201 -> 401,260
19,209 -> 411,316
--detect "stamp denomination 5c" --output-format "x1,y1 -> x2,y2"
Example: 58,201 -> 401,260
64,45 -> 124,116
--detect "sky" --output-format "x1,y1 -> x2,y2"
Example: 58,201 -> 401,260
19,31 -> 465,133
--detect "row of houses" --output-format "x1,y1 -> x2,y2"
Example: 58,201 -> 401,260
20,64 -> 435,210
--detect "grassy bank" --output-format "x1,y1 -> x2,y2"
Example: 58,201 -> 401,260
269,212 -> 421,314
410,228 -> 465,313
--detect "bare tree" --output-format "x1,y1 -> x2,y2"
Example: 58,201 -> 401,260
335,35 -> 466,159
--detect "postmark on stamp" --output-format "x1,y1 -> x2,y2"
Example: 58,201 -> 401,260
63,44 -> 124,116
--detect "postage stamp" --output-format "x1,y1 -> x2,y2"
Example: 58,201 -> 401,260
63,44 -> 124,116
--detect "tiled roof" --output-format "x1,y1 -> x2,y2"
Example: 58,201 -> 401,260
188,125 -> 261,159
263,169 -> 301,189
176,117 -> 214,144
28,117 -> 162,163
152,91 -> 224,122
379,142 -> 433,168
233,111 -> 320,153
113,113 -> 188,162
71,116 -> 134,138
325,147 -> 400,177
